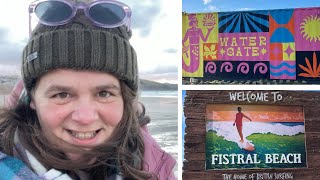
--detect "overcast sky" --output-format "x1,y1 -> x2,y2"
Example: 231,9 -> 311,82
0,0 -> 180,84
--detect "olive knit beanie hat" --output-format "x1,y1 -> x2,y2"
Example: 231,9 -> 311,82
22,11 -> 138,93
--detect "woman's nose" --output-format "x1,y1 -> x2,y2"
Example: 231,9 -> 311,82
71,99 -> 98,125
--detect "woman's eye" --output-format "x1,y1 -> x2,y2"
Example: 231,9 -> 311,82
51,92 -> 71,104
53,92 -> 69,99
98,91 -> 111,98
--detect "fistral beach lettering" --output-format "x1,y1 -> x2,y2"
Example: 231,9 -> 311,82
229,91 -> 283,102
212,153 -> 302,165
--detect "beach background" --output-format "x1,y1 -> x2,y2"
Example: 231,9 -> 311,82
0,79 -> 178,176
140,92 -> 178,175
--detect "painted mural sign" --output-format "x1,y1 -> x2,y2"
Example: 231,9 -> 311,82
205,104 -> 307,169
182,7 -> 320,82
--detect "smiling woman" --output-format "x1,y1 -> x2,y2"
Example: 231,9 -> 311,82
30,70 -> 124,149
0,0 -> 176,179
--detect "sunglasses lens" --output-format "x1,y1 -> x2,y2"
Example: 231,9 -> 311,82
35,1 -> 73,23
89,3 -> 126,26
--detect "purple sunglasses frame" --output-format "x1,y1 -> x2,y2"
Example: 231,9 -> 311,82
28,0 -> 132,35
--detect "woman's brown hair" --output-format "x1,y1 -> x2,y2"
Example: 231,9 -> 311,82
0,81 -> 151,179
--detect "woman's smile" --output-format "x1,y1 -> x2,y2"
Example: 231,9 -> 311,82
67,129 -> 103,146
68,129 -> 100,139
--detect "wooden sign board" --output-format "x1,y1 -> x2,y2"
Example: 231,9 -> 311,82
183,91 -> 320,180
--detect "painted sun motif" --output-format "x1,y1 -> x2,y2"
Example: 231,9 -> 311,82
300,15 -> 320,42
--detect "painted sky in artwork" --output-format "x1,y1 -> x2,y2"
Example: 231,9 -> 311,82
206,104 -> 304,122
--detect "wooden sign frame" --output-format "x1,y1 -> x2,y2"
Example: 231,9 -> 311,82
183,90 -> 320,180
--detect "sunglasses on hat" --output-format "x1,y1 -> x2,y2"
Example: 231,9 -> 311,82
29,0 -> 132,35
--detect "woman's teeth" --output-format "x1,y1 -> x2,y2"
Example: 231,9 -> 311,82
70,131 -> 97,139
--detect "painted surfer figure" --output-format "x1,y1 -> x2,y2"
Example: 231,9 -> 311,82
233,107 -> 252,143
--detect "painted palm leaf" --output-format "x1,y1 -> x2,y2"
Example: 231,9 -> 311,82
298,52 -> 320,78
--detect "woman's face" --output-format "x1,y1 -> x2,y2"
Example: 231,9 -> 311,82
30,69 -> 124,150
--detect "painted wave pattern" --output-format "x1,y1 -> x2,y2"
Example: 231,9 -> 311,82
270,62 -> 296,69
206,121 -> 304,145
270,62 -> 296,79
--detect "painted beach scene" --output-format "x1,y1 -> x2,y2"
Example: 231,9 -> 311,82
206,104 -> 307,169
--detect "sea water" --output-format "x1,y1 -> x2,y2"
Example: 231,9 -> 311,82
140,90 -> 178,98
